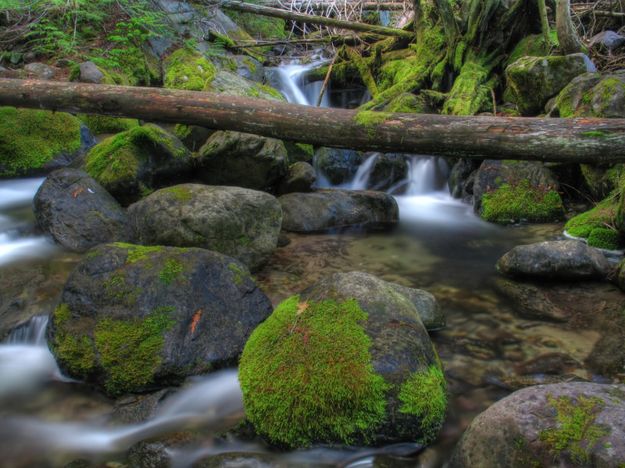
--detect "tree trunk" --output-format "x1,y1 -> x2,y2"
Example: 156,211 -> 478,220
217,0 -> 414,38
556,0 -> 584,54
255,1 -> 406,10
1,78 -> 625,163
537,0 -> 551,47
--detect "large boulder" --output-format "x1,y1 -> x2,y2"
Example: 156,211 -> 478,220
48,243 -> 273,396
34,169 -> 130,252
314,147 -> 363,185
279,189 -> 399,232
128,184 -> 282,271
0,107 -> 94,178
207,70 -> 284,101
450,382 -> 625,468
473,160 -> 564,224
83,124 -> 193,206
550,71 -> 625,118
497,240 -> 610,280
196,131 -> 289,191
239,271 -> 446,448
505,54 -> 594,115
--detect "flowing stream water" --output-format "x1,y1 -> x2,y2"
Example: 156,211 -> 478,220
0,60 -> 622,467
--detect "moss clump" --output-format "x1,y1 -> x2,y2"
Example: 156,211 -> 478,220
51,304 -> 96,375
159,259 -> 184,285
239,295 -> 389,448
539,395 -> 610,464
581,130 -> 609,139
565,198 -> 617,239
162,185 -> 193,202
398,365 -> 447,443
228,262 -> 249,286
94,307 -> 175,395
481,180 -> 564,224
112,242 -> 164,264
587,227 -> 620,250
354,111 -> 392,138
225,0 -> 286,40
0,107 -> 83,177
385,93 -> 427,113
79,114 -> 139,135
163,48 -> 216,91
443,59 -> 494,116
506,31 -> 559,69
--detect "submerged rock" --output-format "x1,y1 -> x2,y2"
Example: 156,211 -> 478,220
239,271 -> 446,448
279,189 -> 398,232
197,131 -> 288,191
34,169 -> 130,252
505,53 -> 594,115
83,124 -> 193,206
49,243 -> 272,395
128,184 -> 282,271
497,240 -> 610,280
494,278 -> 571,322
450,382 -> 625,467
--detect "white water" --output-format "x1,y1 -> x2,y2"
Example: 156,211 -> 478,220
0,178 -> 56,266
348,153 -> 379,190
266,60 -> 330,106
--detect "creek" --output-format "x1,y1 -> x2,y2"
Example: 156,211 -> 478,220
0,59 -> 619,467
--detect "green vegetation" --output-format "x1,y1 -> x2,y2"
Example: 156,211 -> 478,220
0,107 -> 82,177
228,262 -> 249,286
506,31 -> 559,68
159,259 -> 184,285
94,307 -> 175,395
354,110 -> 392,138
163,48 -> 217,91
162,186 -> 194,202
78,114 -> 139,135
539,395 -> 610,465
587,228 -> 620,250
225,0 -> 286,40
398,365 -> 447,443
111,243 -> 164,264
443,58 -> 494,116
565,198 -> 621,249
481,180 -> 564,224
239,295 -> 389,447
51,304 -> 96,375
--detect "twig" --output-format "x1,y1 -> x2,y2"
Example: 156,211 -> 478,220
317,50 -> 337,106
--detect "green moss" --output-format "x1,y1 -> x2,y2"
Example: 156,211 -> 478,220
443,59 -> 494,115
539,395 -> 610,464
0,107 -> 83,177
94,308 -> 175,395
239,295 -> 389,448
52,304 -> 97,375
163,48 -> 216,91
506,31 -> 559,69
587,227 -> 620,250
228,262 -> 249,286
354,111 -> 392,138
159,259 -> 184,285
481,180 -> 564,224
398,364 -> 447,443
225,1 -> 286,40
78,114 -> 139,135
162,185 -> 193,202
385,93 -> 426,113
112,242 -> 164,264
581,131 -> 609,139
565,198 -> 617,239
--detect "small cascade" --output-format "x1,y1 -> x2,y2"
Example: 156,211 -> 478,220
266,61 -> 329,107
399,156 -> 449,195
348,153 -> 379,190
8,315 -> 49,345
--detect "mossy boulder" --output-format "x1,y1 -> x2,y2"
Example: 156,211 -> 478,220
163,48 -> 217,91
0,107 -> 95,178
225,0 -> 286,40
580,164 -> 623,200
207,70 -> 285,101
78,114 -> 140,135
49,243 -> 272,396
128,184 -> 282,271
196,131 -> 288,191
279,189 -> 399,232
505,54 -> 594,115
33,169 -> 130,252
549,71 -> 625,118
473,160 -> 564,224
83,124 -> 192,206
565,197 -> 622,250
239,271 -> 446,448
450,382 -> 625,467
314,147 -> 363,185
505,32 -> 559,69
284,141 -> 314,164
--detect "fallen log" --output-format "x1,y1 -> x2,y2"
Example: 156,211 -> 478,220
1,78 -> 625,163
217,0 -> 414,38
256,1 -> 407,10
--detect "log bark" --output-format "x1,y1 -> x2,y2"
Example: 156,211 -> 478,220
1,78 -> 625,163
556,0 -> 584,54
256,1 -> 407,10
217,0 -> 414,38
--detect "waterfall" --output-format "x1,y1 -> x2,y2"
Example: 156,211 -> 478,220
265,61 -> 329,107
348,153 -> 378,190
8,315 -> 49,345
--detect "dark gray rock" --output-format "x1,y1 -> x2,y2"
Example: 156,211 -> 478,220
497,240 -> 610,280
277,162 -> 316,194
589,30 -> 625,53
314,147 -> 363,185
279,189 -> 398,232
368,153 -> 408,191
48,243 -> 273,395
23,62 -> 55,80
386,281 -> 445,331
78,61 -> 105,83
34,169 -> 130,252
128,184 -> 282,271
232,55 -> 264,82
450,382 -> 625,468
494,278 -> 571,322
449,159 -> 480,200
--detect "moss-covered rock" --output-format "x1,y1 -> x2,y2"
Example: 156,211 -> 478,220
473,160 -> 564,224
314,147 -> 363,185
505,54 -> 594,115
163,48 -> 217,91
0,107 -> 93,178
49,243 -> 272,396
580,163 -> 624,200
83,124 -> 192,205
505,31 -> 559,69
240,271 -> 446,448
449,382 -> 625,468
550,72 -> 625,118
225,0 -> 286,40
565,197 -> 621,250
207,70 -> 284,101
78,114 -> 140,135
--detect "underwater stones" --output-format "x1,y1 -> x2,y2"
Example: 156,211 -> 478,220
0,106 -> 94,178
449,382 -> 625,468
493,279 -> 571,322
277,161 -> 316,194
239,271 -> 446,448
49,243 -> 272,395
497,240 -> 610,280
505,53 -> 594,115
83,124 -> 193,206
197,131 -> 288,191
128,184 -> 282,271
473,160 -> 564,224
34,169 -> 130,252
314,147 -> 363,185
550,71 -> 625,118
279,189 -> 399,232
